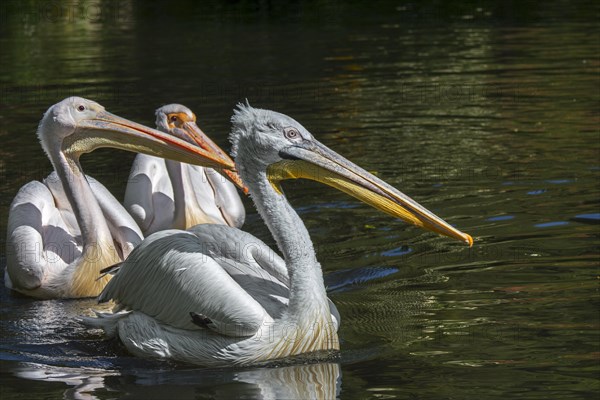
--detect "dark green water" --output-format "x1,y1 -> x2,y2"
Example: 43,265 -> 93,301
1,1 -> 598,399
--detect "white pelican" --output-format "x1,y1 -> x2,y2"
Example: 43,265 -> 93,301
124,104 -> 245,235
86,104 -> 473,366
5,97 -> 238,300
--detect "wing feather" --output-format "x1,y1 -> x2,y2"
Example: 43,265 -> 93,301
124,154 -> 175,235
86,175 -> 143,258
6,180 -> 75,291
99,230 -> 273,337
187,224 -> 288,284
204,168 -> 246,228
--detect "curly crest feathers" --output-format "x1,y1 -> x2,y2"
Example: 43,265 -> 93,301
229,101 -> 276,158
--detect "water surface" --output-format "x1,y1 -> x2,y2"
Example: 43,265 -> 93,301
1,1 -> 598,399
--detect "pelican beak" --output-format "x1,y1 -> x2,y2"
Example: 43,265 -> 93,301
67,111 -> 235,171
177,121 -> 248,194
268,140 -> 473,246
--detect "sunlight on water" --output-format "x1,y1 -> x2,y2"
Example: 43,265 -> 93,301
1,1 -> 598,399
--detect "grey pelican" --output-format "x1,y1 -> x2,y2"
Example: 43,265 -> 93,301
86,104 -> 472,366
5,97 -> 238,299
124,104 -> 246,235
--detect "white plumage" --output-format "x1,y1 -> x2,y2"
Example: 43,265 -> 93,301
124,104 -> 245,235
85,103 -> 472,366
5,97 -> 238,299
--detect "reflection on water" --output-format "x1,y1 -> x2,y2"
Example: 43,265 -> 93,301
10,361 -> 341,400
12,363 -> 118,400
1,1 -> 599,399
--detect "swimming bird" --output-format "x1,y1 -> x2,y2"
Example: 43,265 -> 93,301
5,97 -> 238,299
86,104 -> 473,366
124,104 -> 245,235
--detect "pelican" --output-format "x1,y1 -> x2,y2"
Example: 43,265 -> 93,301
5,97 -> 238,299
86,104 -> 473,366
124,104 -> 245,235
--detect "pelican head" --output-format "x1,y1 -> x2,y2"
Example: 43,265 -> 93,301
231,103 -> 473,246
38,97 -> 235,171
155,103 -> 197,132
155,103 -> 246,191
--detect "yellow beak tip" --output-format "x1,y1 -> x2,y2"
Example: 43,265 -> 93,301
465,234 -> 474,247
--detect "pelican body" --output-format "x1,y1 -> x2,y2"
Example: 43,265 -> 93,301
86,104 -> 472,366
124,105 -> 245,235
5,97 -> 237,299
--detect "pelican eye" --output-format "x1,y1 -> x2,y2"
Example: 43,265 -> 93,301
77,105 -> 85,112
284,127 -> 300,140
169,115 -> 178,122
